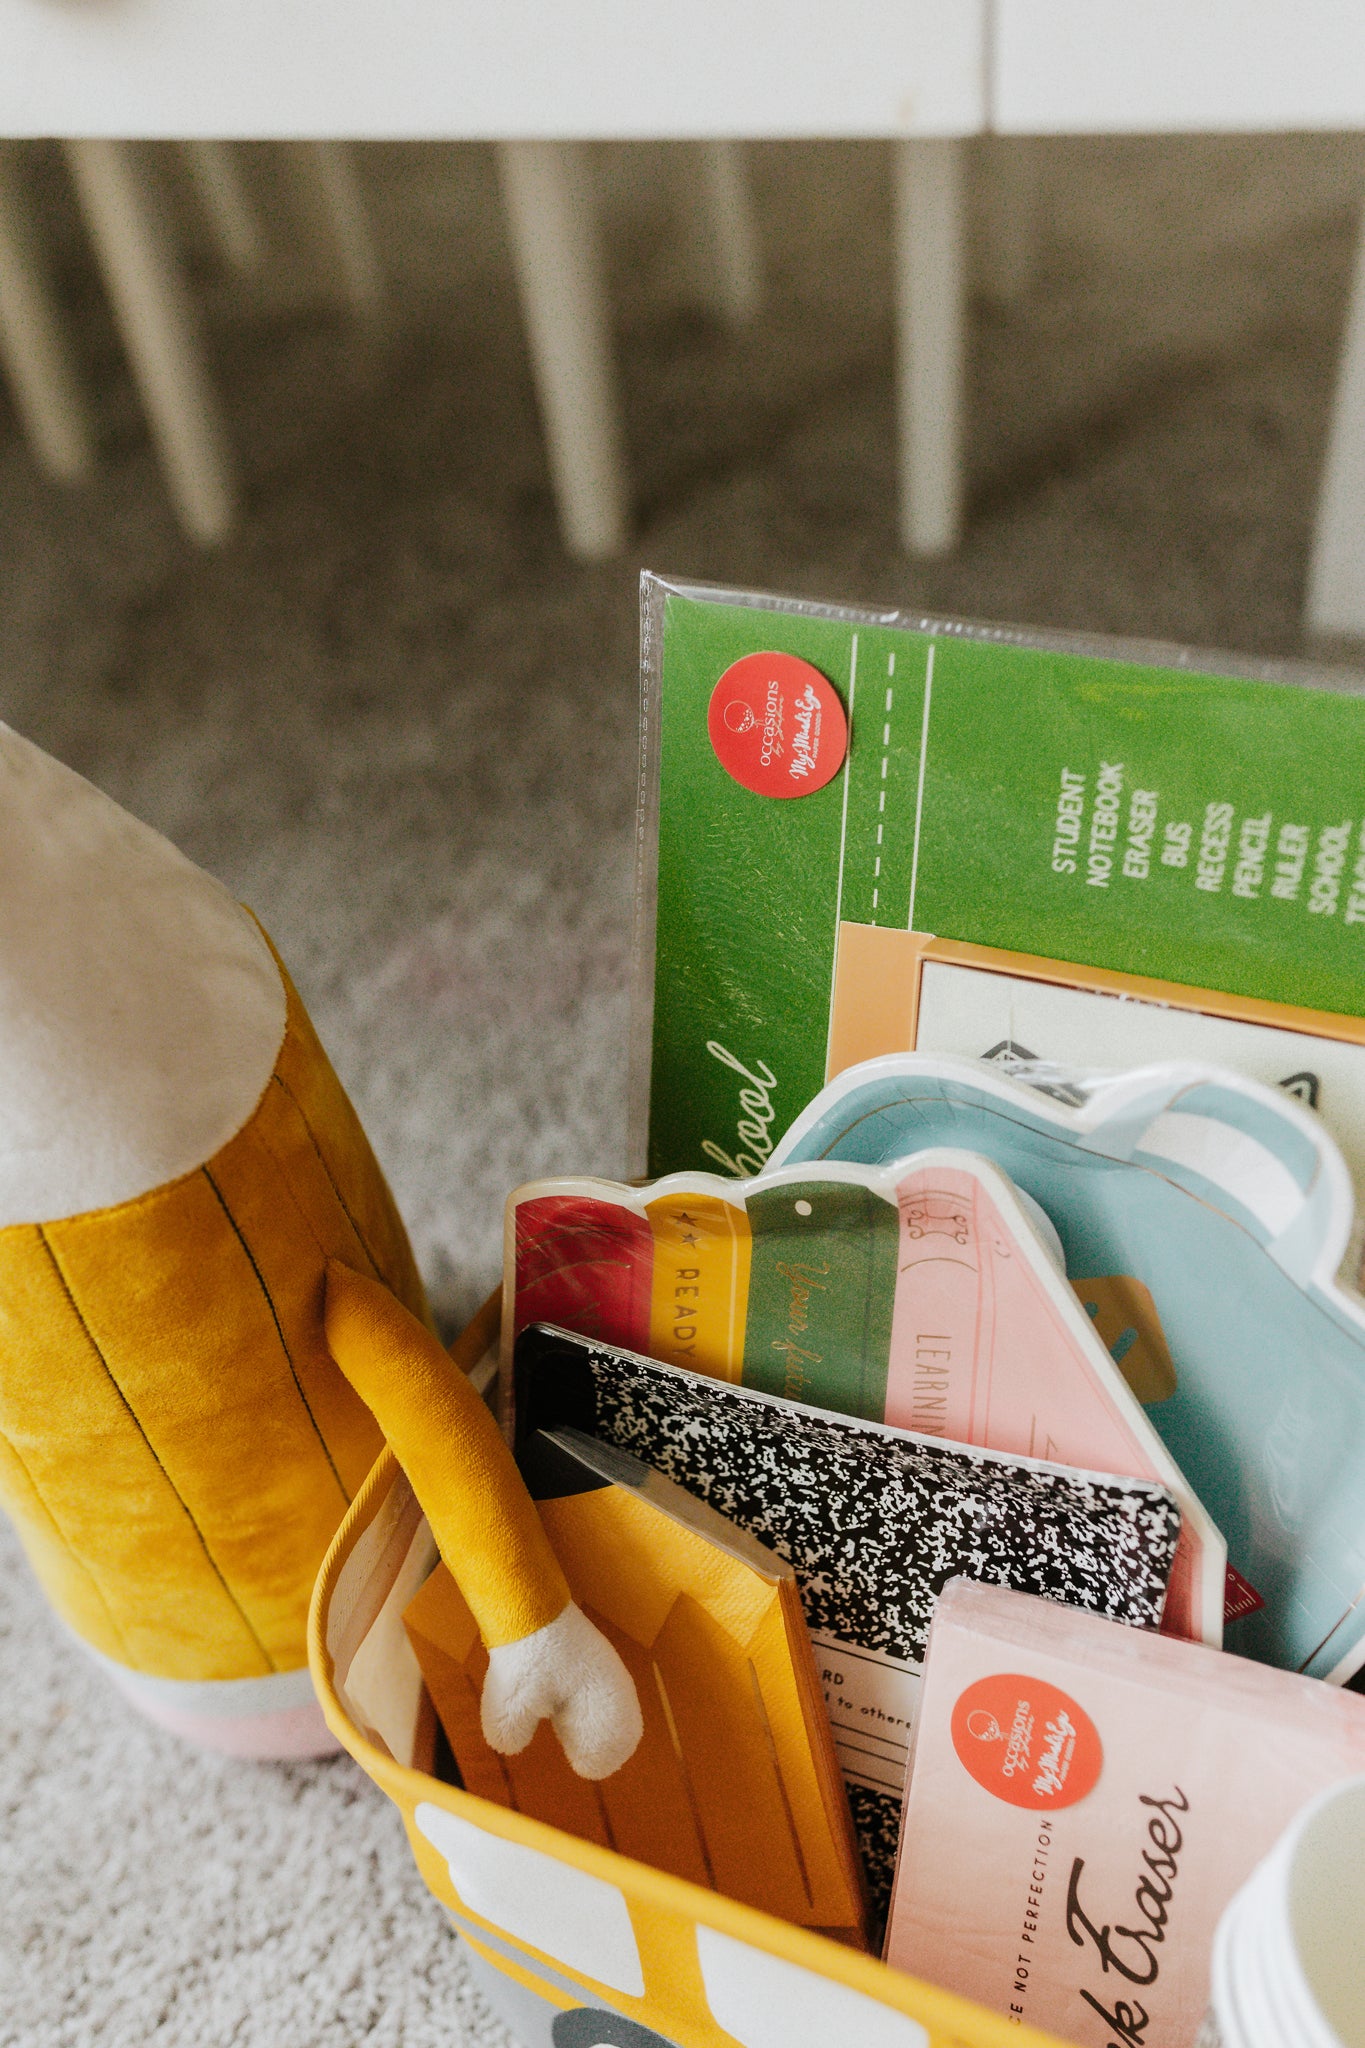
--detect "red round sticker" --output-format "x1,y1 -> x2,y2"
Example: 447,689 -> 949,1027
707,652 -> 848,799
950,1673 -> 1103,1811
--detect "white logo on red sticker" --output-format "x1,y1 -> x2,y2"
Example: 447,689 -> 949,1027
951,1673 -> 1103,1810
707,652 -> 848,799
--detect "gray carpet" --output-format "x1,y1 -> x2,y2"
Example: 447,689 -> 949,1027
3,135 -> 1364,2046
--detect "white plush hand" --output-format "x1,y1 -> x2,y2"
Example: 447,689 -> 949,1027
481,1602 -> 643,1780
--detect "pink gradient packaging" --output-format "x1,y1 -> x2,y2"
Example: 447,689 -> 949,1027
886,1579 -> 1365,2047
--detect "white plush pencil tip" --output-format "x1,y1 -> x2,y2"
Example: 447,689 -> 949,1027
0,722 -> 285,1224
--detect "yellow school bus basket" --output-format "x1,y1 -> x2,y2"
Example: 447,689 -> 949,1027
308,1297 -> 1073,2048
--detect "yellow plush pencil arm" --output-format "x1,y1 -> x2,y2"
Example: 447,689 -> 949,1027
324,1261 -> 642,1779
323,1261 -> 568,1648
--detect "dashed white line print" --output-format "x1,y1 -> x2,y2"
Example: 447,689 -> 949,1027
872,651 -> 895,919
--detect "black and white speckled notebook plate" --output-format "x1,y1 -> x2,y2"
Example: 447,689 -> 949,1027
514,1322 -> 1181,1922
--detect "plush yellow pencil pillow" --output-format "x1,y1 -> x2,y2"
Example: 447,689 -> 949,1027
0,724 -> 638,1771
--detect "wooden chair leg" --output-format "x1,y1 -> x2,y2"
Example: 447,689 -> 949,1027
683,140 -> 763,328
1307,194 -> 1365,641
0,141 -> 96,483
284,140 -> 384,325
893,136 -> 967,557
180,140 -> 264,275
65,138 -> 236,545
496,139 -> 628,561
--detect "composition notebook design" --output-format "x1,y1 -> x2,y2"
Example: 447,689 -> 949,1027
513,1322 -> 1183,1918
637,575 -> 1365,1189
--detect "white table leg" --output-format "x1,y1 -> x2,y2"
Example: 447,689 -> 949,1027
894,136 -> 966,557
686,140 -> 763,327
286,140 -> 384,324
0,142 -> 95,482
1307,196 -> 1365,641
64,139 -> 235,545
977,135 -> 1039,307
496,139 -> 627,561
180,140 -> 263,275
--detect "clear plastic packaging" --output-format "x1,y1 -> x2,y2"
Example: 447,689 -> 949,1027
630,571 -> 1365,1183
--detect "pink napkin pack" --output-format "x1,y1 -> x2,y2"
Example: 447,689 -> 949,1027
886,1577 -> 1365,2047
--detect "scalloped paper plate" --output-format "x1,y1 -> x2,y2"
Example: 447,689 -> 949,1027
771,1054 -> 1365,1681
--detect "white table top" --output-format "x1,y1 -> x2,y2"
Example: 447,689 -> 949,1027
994,0 -> 1365,134
0,0 -> 985,139
4,3 -> 1363,147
